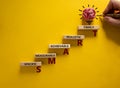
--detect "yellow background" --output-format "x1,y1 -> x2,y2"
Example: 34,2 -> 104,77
0,0 -> 120,88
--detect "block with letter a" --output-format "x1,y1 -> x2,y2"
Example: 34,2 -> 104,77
49,44 -> 70,55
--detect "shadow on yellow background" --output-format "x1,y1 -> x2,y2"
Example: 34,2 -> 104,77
20,66 -> 38,73
35,58 -> 48,65
77,30 -> 96,37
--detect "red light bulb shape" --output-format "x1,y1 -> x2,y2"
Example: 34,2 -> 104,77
82,8 -> 96,21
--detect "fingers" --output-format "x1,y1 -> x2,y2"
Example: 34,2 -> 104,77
103,0 -> 113,14
112,0 -> 120,10
103,0 -> 120,14
103,0 -> 120,26
104,16 -> 120,26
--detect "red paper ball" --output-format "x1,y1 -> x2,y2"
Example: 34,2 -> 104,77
83,8 -> 96,21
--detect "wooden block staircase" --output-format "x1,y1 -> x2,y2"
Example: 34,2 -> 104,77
20,24 -> 100,73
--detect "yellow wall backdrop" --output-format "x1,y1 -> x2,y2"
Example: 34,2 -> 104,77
0,0 -> 120,88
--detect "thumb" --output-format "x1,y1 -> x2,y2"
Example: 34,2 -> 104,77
104,16 -> 120,26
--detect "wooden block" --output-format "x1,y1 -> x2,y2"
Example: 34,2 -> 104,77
35,53 -> 56,58
78,25 -> 100,30
49,44 -> 70,48
20,62 -> 42,66
63,35 -> 85,40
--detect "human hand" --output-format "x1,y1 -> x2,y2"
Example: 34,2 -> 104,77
103,0 -> 120,26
